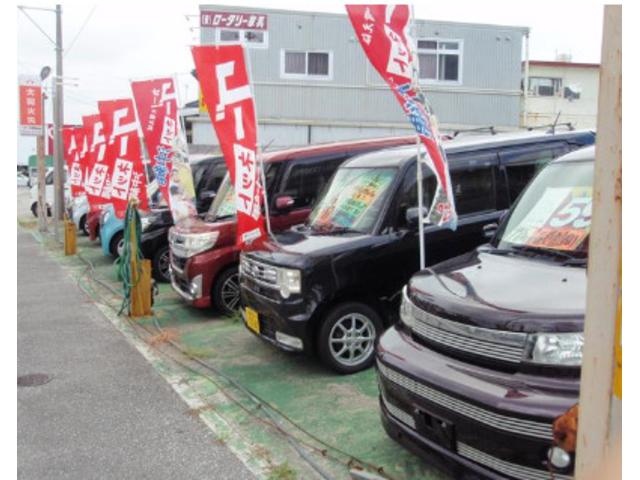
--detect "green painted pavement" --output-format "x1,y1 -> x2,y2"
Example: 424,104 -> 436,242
28,224 -> 449,480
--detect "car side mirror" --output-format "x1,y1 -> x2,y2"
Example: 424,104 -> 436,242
483,223 -> 498,239
275,195 -> 295,212
405,206 -> 429,230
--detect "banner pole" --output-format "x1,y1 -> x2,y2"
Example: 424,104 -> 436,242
409,5 -> 426,271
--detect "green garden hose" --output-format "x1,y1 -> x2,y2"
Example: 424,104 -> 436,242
117,202 -> 143,315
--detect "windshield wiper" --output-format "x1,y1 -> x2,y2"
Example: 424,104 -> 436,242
511,245 -> 582,262
310,224 -> 361,235
479,246 -> 517,256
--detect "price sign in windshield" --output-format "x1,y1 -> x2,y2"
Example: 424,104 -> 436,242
506,187 -> 592,251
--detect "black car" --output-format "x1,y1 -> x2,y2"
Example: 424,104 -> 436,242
140,155 -> 226,281
376,146 -> 594,479
238,129 -> 595,374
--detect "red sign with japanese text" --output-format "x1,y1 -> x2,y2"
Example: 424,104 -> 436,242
131,78 -> 179,212
98,99 -> 148,217
200,11 -> 267,30
66,127 -> 88,198
82,113 -> 111,208
346,5 -> 457,229
62,127 -> 76,170
191,45 -> 266,249
18,75 -> 42,136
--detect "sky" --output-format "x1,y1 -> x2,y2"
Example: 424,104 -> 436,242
16,0 -> 607,164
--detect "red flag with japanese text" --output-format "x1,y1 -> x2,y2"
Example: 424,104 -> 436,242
130,77 -> 177,209
68,127 -> 88,198
346,5 -> 457,229
62,127 -> 81,197
98,98 -> 148,217
82,113 -> 111,208
191,45 -> 266,248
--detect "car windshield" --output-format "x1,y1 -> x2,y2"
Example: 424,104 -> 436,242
307,167 -> 397,234
495,160 -> 593,258
205,174 -> 236,222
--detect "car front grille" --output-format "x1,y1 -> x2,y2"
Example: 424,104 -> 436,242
457,443 -> 573,480
403,289 -> 528,365
241,256 -> 278,289
381,392 -> 416,429
376,361 -> 553,440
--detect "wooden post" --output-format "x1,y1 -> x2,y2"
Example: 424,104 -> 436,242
128,203 -> 152,317
63,216 -> 76,255
575,5 -> 621,480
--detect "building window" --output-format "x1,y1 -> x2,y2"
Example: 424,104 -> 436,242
528,77 -> 563,96
281,50 -> 333,80
417,39 -> 462,83
216,28 -> 268,48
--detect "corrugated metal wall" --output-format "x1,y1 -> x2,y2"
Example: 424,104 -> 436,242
196,6 -> 527,145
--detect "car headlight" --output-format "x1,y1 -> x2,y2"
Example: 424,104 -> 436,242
527,333 -> 584,366
140,215 -> 157,232
170,231 -> 219,258
276,268 -> 301,299
399,286 -> 418,329
102,209 -> 112,225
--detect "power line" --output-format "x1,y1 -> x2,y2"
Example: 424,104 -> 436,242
17,6 -> 56,46
65,5 -> 97,58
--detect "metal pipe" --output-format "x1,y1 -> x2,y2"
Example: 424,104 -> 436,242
522,31 -> 530,128
53,4 -> 64,241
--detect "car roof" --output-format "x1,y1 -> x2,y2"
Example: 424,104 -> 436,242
343,129 -> 595,168
552,145 -> 595,163
190,154 -> 223,164
261,135 -> 416,163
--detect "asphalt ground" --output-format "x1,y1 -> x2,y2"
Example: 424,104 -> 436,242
17,205 -> 255,478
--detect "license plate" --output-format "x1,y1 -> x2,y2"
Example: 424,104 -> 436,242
417,408 -> 456,451
245,307 -> 260,335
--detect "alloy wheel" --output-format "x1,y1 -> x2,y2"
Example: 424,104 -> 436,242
220,273 -> 240,312
328,313 -> 376,367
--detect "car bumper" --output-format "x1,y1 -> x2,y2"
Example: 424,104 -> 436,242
376,325 -> 577,480
239,277 -> 316,353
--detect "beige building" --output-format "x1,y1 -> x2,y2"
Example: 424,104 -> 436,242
523,60 -> 600,129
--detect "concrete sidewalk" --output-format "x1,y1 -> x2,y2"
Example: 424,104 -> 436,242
17,230 -> 255,480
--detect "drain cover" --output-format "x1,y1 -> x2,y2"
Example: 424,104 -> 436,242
18,373 -> 52,387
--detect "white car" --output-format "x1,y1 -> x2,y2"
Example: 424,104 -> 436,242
71,194 -> 90,235
17,173 -> 30,187
30,169 -> 71,217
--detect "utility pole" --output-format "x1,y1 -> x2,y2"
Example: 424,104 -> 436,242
37,89 -> 48,232
52,3 -> 64,240
575,5 -> 621,480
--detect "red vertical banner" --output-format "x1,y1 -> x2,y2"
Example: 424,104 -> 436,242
345,5 -> 457,229
82,113 -> 110,208
191,45 -> 266,248
130,78 -> 177,205
62,127 -> 76,170
68,127 -> 87,198
98,98 -> 148,217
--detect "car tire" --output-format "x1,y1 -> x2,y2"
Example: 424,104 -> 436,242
30,202 -> 38,217
109,231 -> 124,258
79,214 -> 89,236
317,302 -> 383,375
212,266 -> 240,316
152,245 -> 171,283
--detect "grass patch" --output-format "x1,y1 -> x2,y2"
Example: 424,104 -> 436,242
268,462 -> 297,480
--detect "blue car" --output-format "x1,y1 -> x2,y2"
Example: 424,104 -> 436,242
100,204 -> 125,257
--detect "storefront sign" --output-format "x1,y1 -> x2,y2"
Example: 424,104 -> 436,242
346,5 -> 457,229
192,45 -> 266,249
18,75 -> 42,136
200,11 -> 267,30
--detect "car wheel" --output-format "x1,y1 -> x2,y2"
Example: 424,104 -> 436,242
30,202 -> 38,217
317,302 -> 382,375
152,245 -> 171,283
212,266 -> 240,315
109,231 -> 124,258
80,214 -> 89,236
